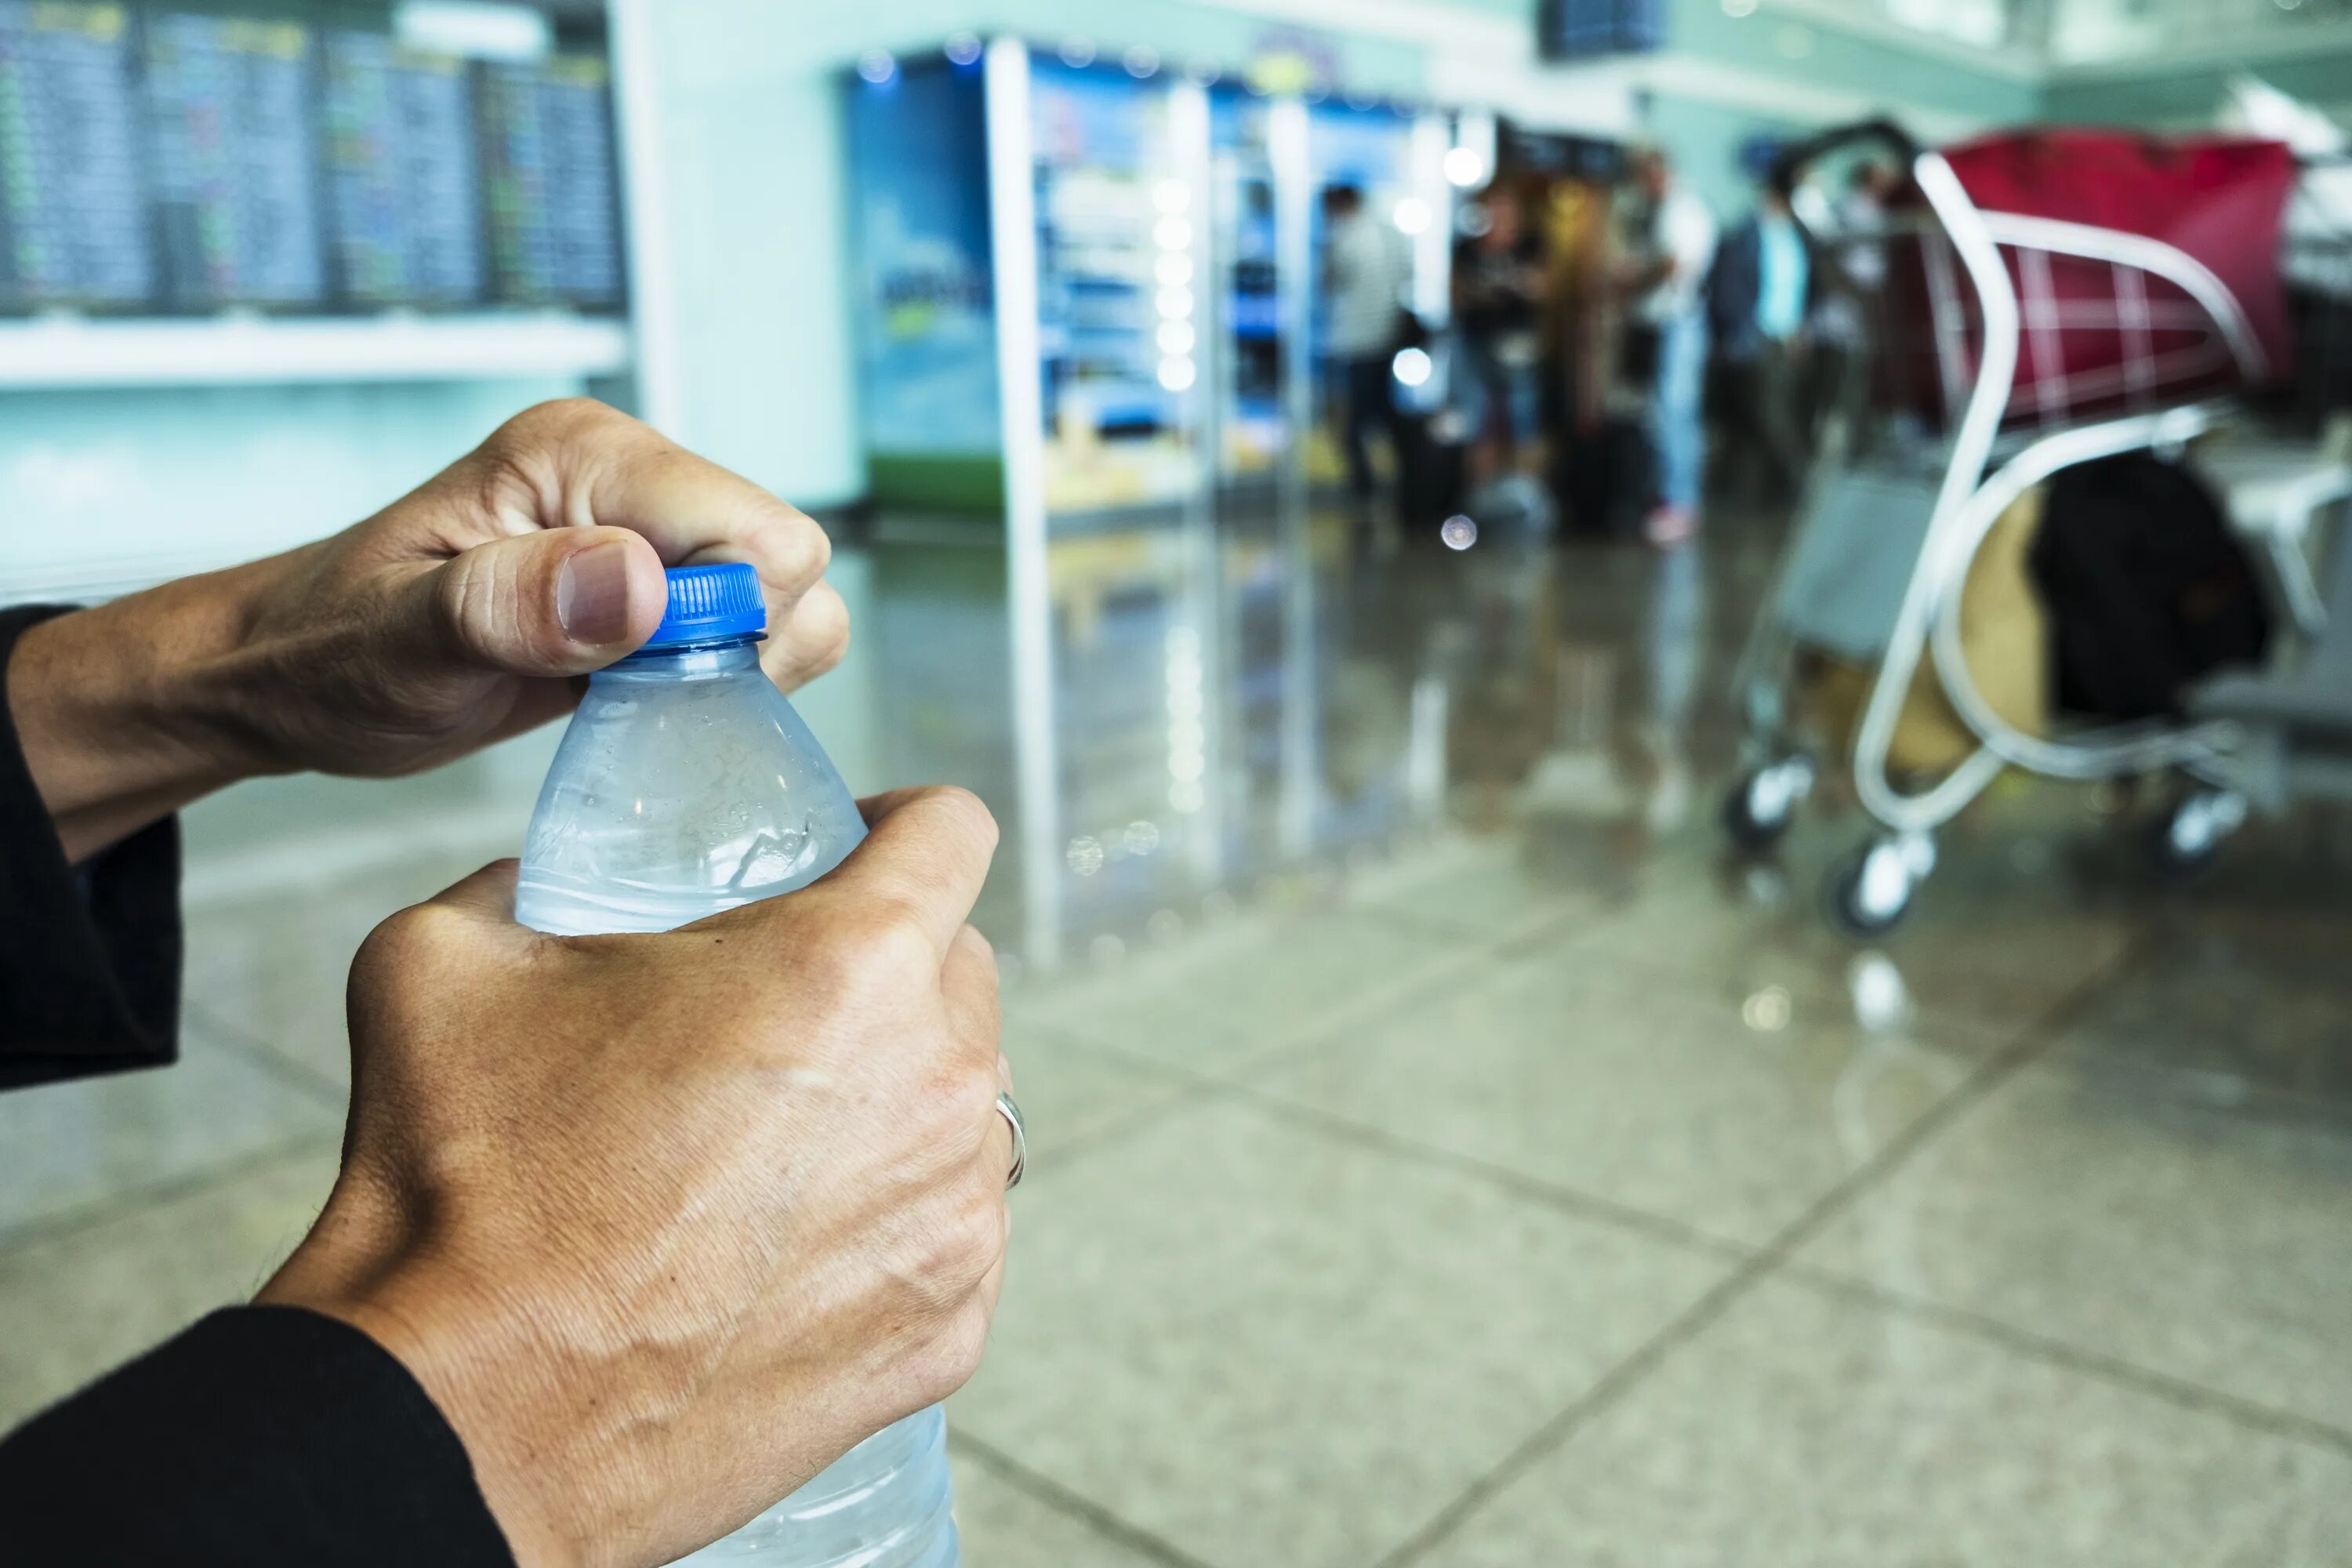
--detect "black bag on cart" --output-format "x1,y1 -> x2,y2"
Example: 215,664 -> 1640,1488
2029,452 -> 2272,722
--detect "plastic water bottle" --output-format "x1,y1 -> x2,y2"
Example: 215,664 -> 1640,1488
517,562 -> 960,1568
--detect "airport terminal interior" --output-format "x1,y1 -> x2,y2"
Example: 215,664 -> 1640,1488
5,0 -> 2352,1563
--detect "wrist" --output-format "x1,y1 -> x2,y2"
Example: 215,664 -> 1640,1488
261,1223 -> 594,1568
7,555 -> 289,861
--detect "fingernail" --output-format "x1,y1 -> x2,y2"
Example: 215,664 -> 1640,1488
557,542 -> 633,644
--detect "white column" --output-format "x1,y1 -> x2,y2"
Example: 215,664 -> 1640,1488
604,0 -> 688,441
984,36 -> 1064,969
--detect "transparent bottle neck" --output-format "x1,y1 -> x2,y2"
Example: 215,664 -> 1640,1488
599,635 -> 764,682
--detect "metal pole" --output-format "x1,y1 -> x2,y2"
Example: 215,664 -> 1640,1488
1166,78 -> 1226,891
1269,95 -> 1316,860
985,37 -> 1063,969
604,0 -> 688,439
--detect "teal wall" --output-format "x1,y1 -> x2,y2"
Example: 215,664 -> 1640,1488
2043,52 -> 2352,128
0,379 -> 579,603
1646,0 -> 2039,214
1670,1 -> 2038,125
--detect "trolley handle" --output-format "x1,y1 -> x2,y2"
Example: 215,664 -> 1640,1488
1766,117 -> 1924,194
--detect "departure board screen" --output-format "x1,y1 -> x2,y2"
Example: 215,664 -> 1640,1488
321,30 -> 481,307
0,2 -> 153,311
1537,0 -> 1665,61
479,54 -> 623,310
142,11 -> 326,309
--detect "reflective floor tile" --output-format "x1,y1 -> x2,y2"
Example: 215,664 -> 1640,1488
1253,955 -> 1996,1248
949,1448 -> 1183,1568
996,1024 -> 1200,1163
0,1019 -> 336,1242
182,854 -> 485,1089
1796,1048 -> 2352,1435
1424,1274 -> 2352,1568
0,1140 -> 341,1429
1565,792 -> 2143,1036
2061,906 -> 2352,1127
1011,907 -> 1485,1076
1339,830 -> 1599,940
952,1097 -> 1728,1568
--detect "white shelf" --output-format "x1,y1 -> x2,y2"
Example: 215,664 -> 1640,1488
0,313 -> 634,390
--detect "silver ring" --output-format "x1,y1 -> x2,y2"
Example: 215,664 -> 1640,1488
995,1091 -> 1026,1190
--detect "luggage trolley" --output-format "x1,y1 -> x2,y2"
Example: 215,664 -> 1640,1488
1721,121 -> 2347,932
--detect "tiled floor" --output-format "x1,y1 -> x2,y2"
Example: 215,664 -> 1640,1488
6,528 -> 2351,1565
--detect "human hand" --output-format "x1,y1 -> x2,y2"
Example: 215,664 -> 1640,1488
258,786 -> 1012,1568
9,399 -> 846,859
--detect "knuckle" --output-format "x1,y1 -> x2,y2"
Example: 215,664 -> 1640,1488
432,550 -> 508,662
508,396 -> 625,445
931,1057 -> 1001,1134
805,899 -> 930,992
908,1347 -> 968,1409
928,787 -> 1000,855
794,583 -> 851,666
775,510 -> 832,583
918,1308 -> 996,1401
355,904 -> 427,967
924,1193 -> 1005,1295
861,896 -> 938,965
351,902 -> 463,998
768,584 -> 849,691
433,546 -> 485,624
477,399 -> 639,488
951,923 -> 995,971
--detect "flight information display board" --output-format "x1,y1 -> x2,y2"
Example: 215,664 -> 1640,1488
479,53 -> 623,309
142,11 -> 328,308
0,2 -> 153,310
320,30 -> 482,307
1537,0 -> 1665,61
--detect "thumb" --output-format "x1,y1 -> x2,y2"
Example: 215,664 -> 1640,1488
425,527 -> 667,676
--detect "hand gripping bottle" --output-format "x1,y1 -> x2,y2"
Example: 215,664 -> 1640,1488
518,562 -> 959,1567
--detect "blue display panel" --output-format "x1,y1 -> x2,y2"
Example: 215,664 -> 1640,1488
1033,60 -> 1165,440
1210,89 -> 1281,481
845,56 -> 1000,493
479,53 -> 623,309
142,11 -> 327,310
1029,58 -> 1192,512
320,31 -> 482,307
0,1 -> 151,311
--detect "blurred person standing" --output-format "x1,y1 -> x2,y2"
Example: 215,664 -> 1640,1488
1809,159 -> 1897,454
1708,176 -> 1815,511
1617,148 -> 1716,550
1453,184 -> 1548,490
1323,183 -> 1410,524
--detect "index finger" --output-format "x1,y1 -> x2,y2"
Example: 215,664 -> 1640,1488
820,786 -> 1001,957
586,437 -> 830,604
500,401 -> 833,604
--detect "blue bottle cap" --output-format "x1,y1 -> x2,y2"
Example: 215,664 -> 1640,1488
642,562 -> 768,650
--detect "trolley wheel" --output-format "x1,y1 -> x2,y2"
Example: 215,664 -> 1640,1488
2146,788 -> 2247,878
1826,832 -> 1935,938
1721,756 -> 1814,853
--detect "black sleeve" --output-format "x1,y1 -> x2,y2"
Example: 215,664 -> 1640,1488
2,614 -> 514,1563
0,605 -> 184,1091
0,1306 -> 515,1567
